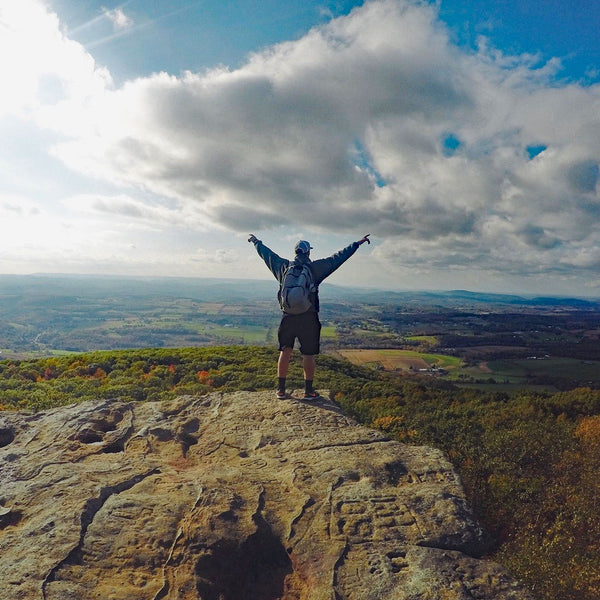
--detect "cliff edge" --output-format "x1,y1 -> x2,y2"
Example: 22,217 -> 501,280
0,391 -> 532,600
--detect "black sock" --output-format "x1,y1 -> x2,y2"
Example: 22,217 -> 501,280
278,377 -> 286,393
305,379 -> 314,393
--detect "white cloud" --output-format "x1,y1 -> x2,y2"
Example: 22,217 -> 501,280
103,7 -> 133,31
62,193 -> 193,229
3,0 -> 600,292
191,247 -> 240,264
0,194 -> 42,217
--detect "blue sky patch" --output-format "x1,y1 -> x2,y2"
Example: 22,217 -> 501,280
352,140 -> 386,187
526,145 -> 547,159
442,134 -> 461,156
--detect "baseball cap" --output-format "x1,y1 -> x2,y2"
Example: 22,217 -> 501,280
294,240 -> 313,254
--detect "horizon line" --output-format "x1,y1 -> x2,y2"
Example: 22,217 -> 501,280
1,272 -> 599,301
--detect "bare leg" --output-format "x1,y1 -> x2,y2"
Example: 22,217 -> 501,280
278,347 -> 293,377
302,354 -> 316,381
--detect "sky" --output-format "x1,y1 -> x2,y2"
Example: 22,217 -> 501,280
1,0 -> 600,296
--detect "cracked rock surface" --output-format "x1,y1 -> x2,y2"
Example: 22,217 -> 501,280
0,392 -> 532,600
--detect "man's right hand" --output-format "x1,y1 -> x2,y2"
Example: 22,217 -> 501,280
248,234 -> 258,244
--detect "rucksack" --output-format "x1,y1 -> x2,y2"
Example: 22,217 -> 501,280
279,261 -> 315,314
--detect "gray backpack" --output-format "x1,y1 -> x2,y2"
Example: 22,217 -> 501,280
279,262 -> 315,314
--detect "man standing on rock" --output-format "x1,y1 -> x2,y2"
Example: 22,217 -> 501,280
248,233 -> 371,401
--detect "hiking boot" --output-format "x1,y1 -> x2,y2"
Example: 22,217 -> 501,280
302,390 -> 321,402
276,390 -> 292,400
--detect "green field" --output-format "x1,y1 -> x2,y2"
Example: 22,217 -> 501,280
451,356 -> 600,392
338,349 -> 462,372
320,326 -> 337,339
406,335 -> 439,345
489,357 -> 599,381
201,325 -> 270,344
338,348 -> 600,392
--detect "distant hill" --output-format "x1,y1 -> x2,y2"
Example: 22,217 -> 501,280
326,285 -> 600,309
0,274 -> 276,302
1,274 -> 598,308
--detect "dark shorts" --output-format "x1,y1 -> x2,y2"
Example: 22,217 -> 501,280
278,311 -> 322,355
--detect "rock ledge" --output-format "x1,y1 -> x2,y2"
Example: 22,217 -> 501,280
0,391 -> 532,599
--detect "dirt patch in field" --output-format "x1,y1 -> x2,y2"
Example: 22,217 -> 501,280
383,357 -> 430,370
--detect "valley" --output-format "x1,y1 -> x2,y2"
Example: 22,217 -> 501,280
1,274 -> 599,391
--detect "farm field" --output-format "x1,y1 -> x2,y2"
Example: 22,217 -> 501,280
454,346 -> 531,358
406,335 -> 439,345
320,326 -> 338,339
480,357 -> 600,384
337,348 -> 461,372
199,324 -> 270,344
452,356 -> 600,393
336,348 -> 600,392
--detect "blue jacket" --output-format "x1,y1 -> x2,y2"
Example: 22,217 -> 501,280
252,240 -> 359,313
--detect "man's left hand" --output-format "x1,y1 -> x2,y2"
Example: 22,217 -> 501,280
358,234 -> 371,245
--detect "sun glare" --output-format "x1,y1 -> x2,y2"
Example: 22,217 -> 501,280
0,0 -> 111,120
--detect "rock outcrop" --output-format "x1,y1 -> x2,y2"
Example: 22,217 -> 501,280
0,391 -> 531,600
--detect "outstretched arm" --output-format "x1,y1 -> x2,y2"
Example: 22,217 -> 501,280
311,234 -> 372,283
248,234 -> 288,281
